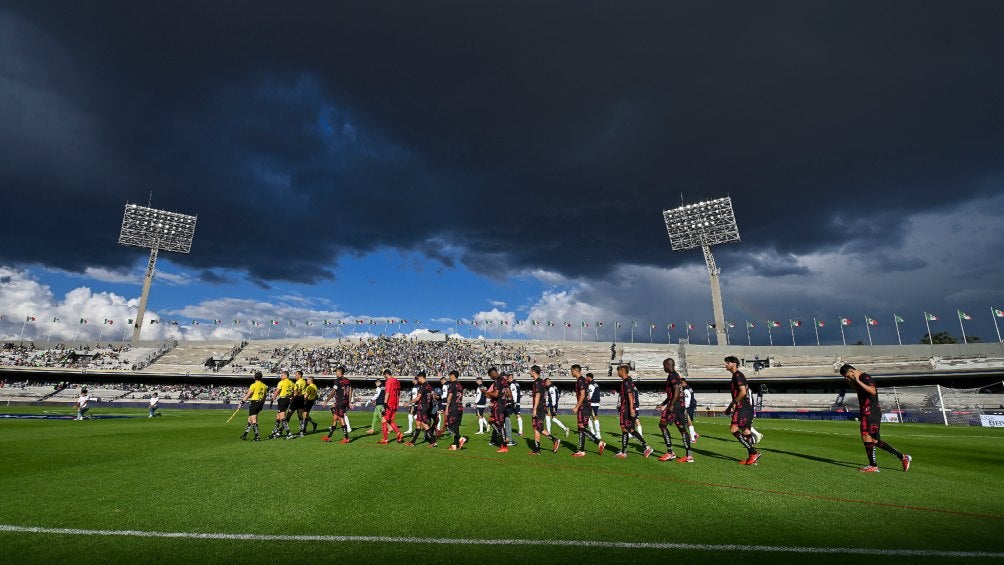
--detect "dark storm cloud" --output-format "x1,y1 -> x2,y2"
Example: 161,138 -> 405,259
2,1 -> 1003,283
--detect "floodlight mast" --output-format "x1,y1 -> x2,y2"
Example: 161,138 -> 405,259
118,203 -> 197,342
662,197 -> 740,346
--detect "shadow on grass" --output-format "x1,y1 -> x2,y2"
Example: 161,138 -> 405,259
756,447 -> 860,468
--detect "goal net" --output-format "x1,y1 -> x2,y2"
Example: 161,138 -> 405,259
878,384 -> 1004,426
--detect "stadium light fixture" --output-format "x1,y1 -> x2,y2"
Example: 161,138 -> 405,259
662,196 -> 740,346
118,203 -> 197,342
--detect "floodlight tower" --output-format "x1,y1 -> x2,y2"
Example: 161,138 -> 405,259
662,197 -> 740,346
118,203 -> 197,342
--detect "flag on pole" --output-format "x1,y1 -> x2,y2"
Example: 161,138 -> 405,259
668,323 -> 675,329
563,322 -> 571,328
233,319 -> 241,325
127,318 -> 134,325
958,310 -> 973,321
615,322 -> 622,328
191,320 -> 200,326
270,320 -> 279,326
547,321 -> 555,327
727,322 -> 736,329
596,322 -> 603,327
687,323 -> 695,330
79,318 -> 88,325
650,323 -> 657,329
531,320 -> 540,326
323,320 -> 332,325
150,319 -> 159,324
994,308 -> 1004,318
456,320 -> 464,325
769,320 -> 781,328
791,320 -> 802,327
103,319 -> 113,325
26,315 -> 36,322
170,320 -> 179,325
840,317 -> 852,326
894,314 -> 905,323
866,317 -> 878,326
213,319 -> 222,325
250,320 -> 260,326
924,312 -> 939,321
52,317 -> 60,323
816,320 -> 825,328
746,321 -> 755,328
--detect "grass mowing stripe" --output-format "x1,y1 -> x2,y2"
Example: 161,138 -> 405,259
352,443 -> 1004,522
1,524 -> 1001,559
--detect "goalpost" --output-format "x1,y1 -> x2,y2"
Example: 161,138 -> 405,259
884,383 -> 1004,426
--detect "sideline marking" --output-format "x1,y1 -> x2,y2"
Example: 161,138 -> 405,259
0,524 -> 1000,558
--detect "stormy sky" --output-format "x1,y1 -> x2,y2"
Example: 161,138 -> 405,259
1,1 -> 1003,345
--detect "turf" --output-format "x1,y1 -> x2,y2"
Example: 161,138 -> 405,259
1,406 -> 1002,564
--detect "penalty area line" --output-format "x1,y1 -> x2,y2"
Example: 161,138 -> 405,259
0,525 -> 1001,559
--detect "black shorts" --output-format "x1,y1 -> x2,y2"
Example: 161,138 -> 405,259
304,399 -> 316,412
277,397 -> 291,413
731,405 -> 754,430
248,400 -> 265,416
409,405 -> 417,415
660,406 -> 687,428
446,411 -> 463,430
618,410 -> 636,431
861,412 -> 882,437
490,403 -> 505,424
290,396 -> 305,410
589,406 -> 599,418
511,404 -> 521,415
331,404 -> 348,418
476,406 -> 486,416
532,413 -> 547,432
576,407 -> 590,430
548,407 -> 558,417
686,406 -> 696,421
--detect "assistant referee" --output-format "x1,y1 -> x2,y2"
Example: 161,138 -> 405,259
240,372 -> 268,441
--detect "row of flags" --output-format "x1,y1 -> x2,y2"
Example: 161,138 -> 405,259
5,309 -> 1003,331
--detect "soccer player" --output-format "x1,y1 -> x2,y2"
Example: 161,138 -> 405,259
148,392 -> 160,418
406,372 -> 436,447
509,374 -> 524,437
322,366 -> 353,443
300,375 -> 319,435
724,356 -> 760,465
632,379 -> 644,436
614,365 -> 653,459
587,373 -> 601,438
571,364 -> 606,457
840,364 -> 912,473
377,369 -> 404,444
366,379 -> 385,434
444,370 -> 468,451
74,387 -> 91,420
656,358 -> 693,462
405,376 -> 419,434
485,367 -> 511,452
436,376 -> 449,436
473,376 -> 489,434
529,366 -> 561,455
681,377 -> 699,443
269,370 -> 295,439
545,378 -> 570,437
240,372 -> 268,441
288,370 -> 307,438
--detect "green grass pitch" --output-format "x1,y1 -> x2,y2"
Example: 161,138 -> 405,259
1,406 -> 1002,564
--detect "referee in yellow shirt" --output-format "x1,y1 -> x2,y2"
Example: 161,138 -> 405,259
299,376 -> 319,436
269,371 -> 295,439
289,370 -> 307,438
240,372 -> 268,441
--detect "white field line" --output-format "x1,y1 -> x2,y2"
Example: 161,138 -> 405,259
0,525 -> 1001,558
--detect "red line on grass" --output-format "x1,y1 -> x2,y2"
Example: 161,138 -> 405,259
355,442 -> 1004,522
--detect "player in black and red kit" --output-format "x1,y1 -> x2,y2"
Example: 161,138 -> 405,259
406,372 -> 436,447
571,364 -> 606,457
656,358 -> 693,462
613,365 -> 653,459
444,370 -> 468,451
840,364 -> 912,473
724,356 -> 760,465
485,367 -> 511,453
377,369 -> 404,444
529,365 -> 561,455
322,366 -> 353,444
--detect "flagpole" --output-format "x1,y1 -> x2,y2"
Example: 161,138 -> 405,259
706,323 -> 711,346
894,315 -> 902,346
839,319 -> 847,346
685,323 -> 690,341
766,322 -> 773,347
958,310 -> 968,345
72,323 -> 79,343
99,323 -> 106,342
924,313 -> 934,349
813,318 -> 820,347
649,324 -> 652,343
790,319 -> 796,347
746,324 -> 751,347
865,317 -> 873,346
631,324 -> 635,344
19,318 -> 28,342
993,307 -> 1002,343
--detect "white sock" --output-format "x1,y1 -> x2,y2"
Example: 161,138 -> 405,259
345,415 -> 352,433
593,419 -> 601,436
751,426 -> 759,436
407,414 -> 414,432
636,422 -> 643,435
689,425 -> 696,439
545,415 -> 553,434
516,416 -> 523,435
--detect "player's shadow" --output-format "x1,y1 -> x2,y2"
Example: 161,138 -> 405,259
756,447 -> 860,468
